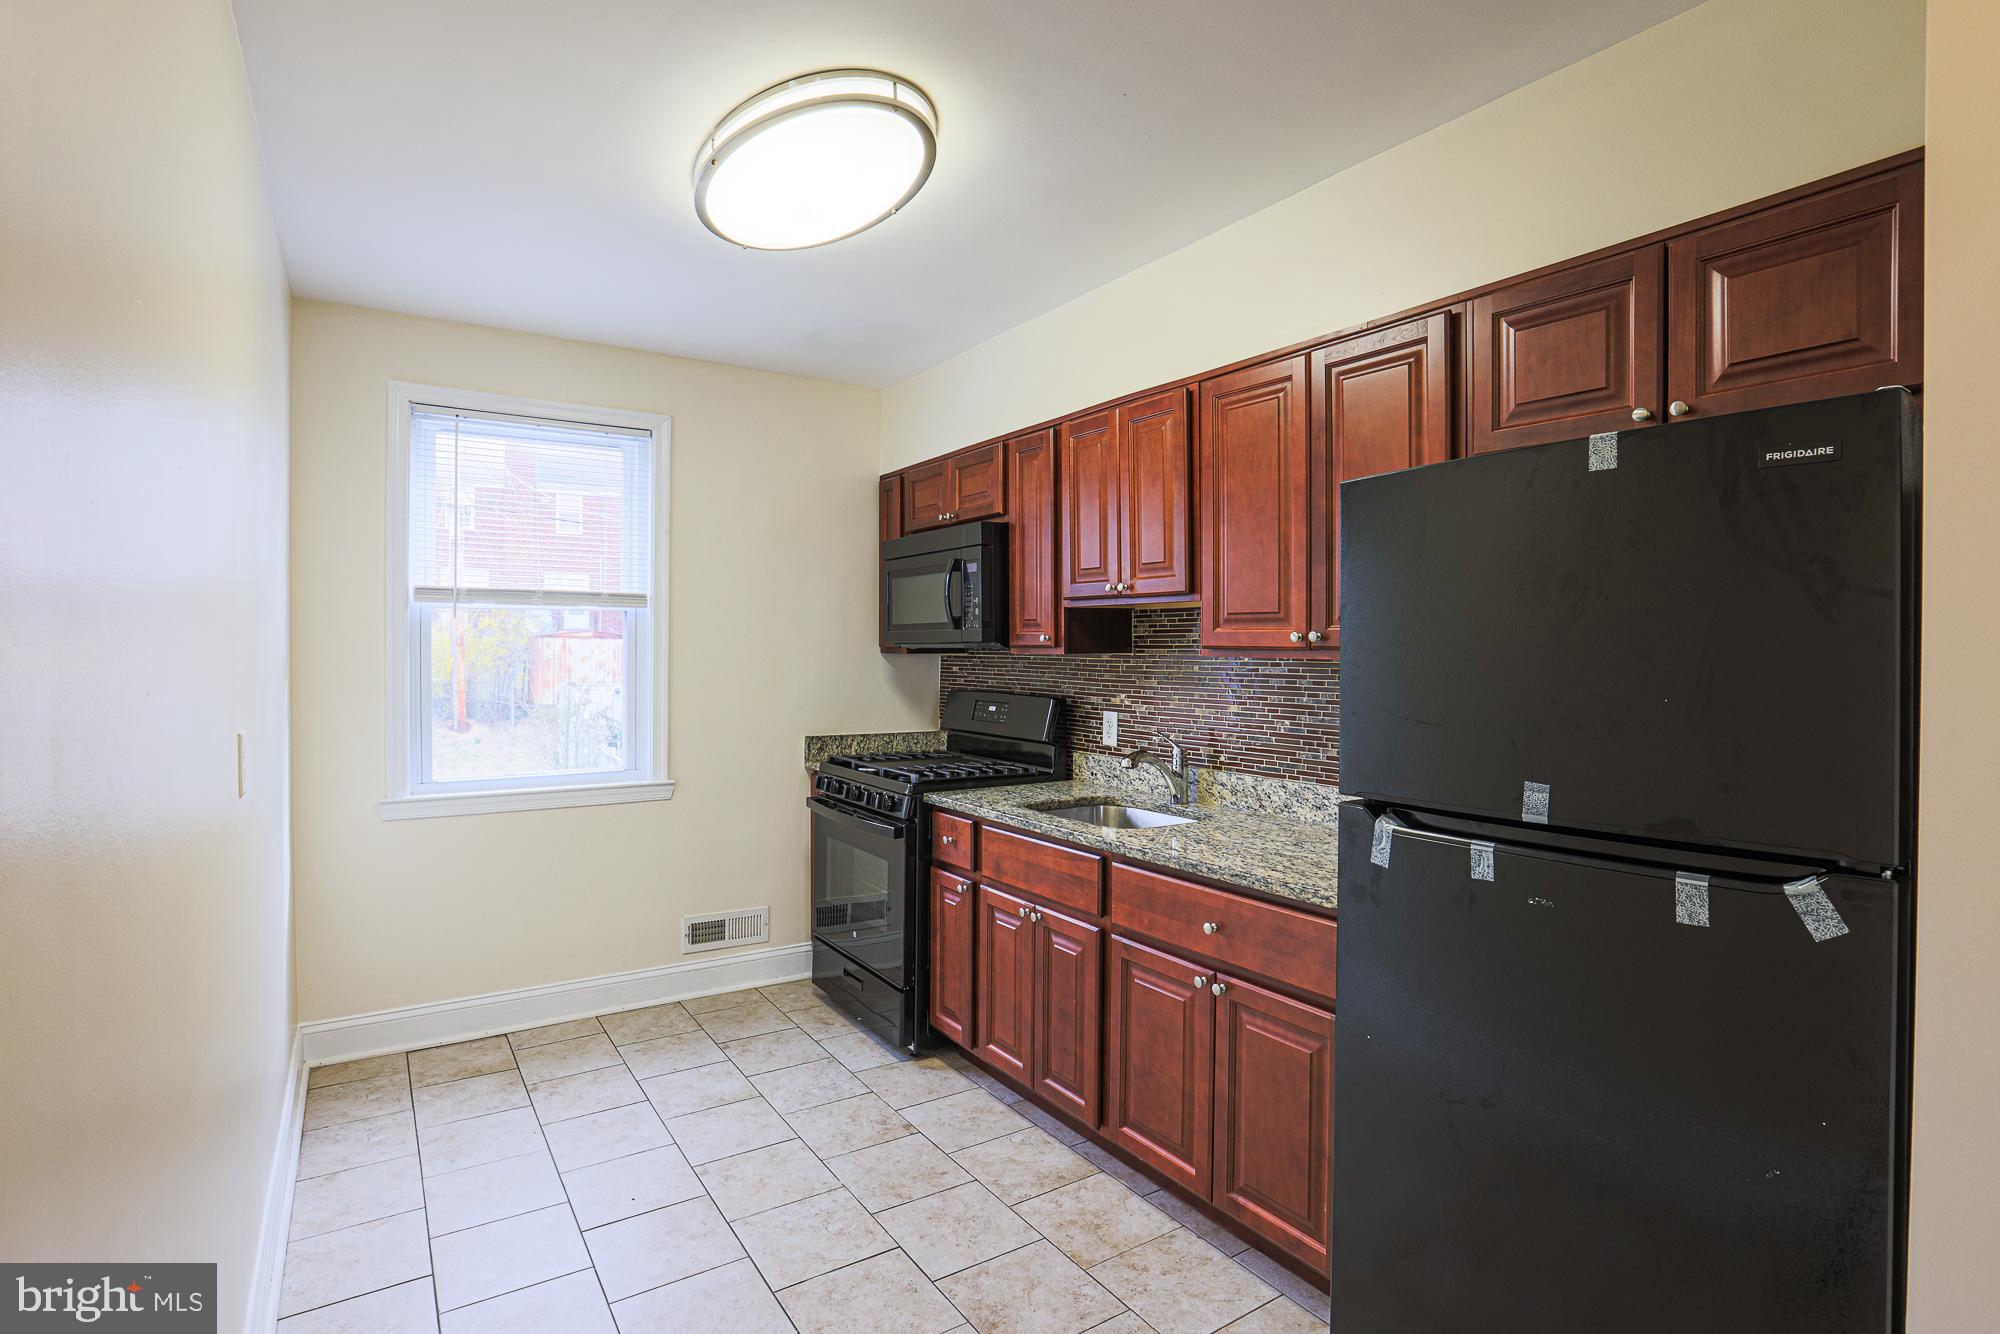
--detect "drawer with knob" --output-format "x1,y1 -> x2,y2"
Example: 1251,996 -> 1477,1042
1108,862 -> 1336,1000
931,811 -> 976,872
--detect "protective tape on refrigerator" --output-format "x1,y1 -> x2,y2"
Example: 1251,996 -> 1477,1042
1674,872 -> 1711,927
1521,781 -> 1551,825
1469,842 -> 1496,882
1369,813 -> 1402,867
1784,876 -> 1850,943
1588,432 -> 1620,471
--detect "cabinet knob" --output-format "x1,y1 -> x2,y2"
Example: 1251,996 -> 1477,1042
1117,581 -> 1130,593
1211,981 -> 1228,997
1193,975 -> 1209,989
1631,407 -> 1654,422
1039,633 -> 1051,643
1306,630 -> 1324,644
1017,905 -> 1028,918
1202,921 -> 1219,935
1669,401 -> 1692,417
1287,631 -> 1305,644
1104,582 -> 1116,593
1031,910 -> 1043,923
940,835 -> 956,846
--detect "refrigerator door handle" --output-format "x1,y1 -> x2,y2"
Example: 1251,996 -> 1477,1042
1379,812 -> 1832,895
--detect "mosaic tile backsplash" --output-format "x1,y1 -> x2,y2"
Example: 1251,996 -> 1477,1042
938,608 -> 1341,787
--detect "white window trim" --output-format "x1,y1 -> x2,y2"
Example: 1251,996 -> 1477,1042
380,381 -> 673,820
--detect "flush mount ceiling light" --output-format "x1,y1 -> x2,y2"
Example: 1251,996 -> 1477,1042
693,68 -> 938,251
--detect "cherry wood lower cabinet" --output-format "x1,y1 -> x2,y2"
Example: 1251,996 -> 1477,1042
1030,905 -> 1103,1126
973,883 -> 1035,1084
1104,935 -> 1216,1196
1103,933 -> 1336,1271
929,869 -> 975,1049
1213,974 -> 1334,1272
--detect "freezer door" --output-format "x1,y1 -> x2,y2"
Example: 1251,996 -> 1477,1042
1332,804 -> 1904,1333
1338,391 -> 1914,869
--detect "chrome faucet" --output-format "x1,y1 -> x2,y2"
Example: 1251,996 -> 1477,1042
1121,737 -> 1194,805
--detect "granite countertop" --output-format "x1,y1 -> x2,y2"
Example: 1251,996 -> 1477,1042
926,768 -> 1339,915
803,730 -> 948,768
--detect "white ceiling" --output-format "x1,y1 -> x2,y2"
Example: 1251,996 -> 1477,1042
233,0 -> 1699,387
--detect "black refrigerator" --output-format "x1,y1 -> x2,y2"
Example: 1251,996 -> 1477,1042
1332,391 -> 1916,1333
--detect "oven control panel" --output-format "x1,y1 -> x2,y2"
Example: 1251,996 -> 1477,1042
813,773 -> 910,818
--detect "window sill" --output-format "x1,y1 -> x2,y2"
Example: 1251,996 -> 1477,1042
378,779 -> 676,821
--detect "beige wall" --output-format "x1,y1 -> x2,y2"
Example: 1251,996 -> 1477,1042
1906,0 -> 2000,1326
0,2 -> 294,1329
290,302 -> 934,1022
880,0 -> 1926,468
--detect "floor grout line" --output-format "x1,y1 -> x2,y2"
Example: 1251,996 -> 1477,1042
282,982 -> 1324,1332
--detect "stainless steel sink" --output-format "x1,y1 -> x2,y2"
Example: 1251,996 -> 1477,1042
1040,803 -> 1195,829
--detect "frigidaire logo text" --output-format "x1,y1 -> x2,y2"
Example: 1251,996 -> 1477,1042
14,1273 -> 204,1323
1759,440 -> 1843,468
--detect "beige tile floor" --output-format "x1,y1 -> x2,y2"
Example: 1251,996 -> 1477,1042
279,981 -> 1330,1333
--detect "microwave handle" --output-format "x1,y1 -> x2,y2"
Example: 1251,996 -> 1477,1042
944,557 -> 964,629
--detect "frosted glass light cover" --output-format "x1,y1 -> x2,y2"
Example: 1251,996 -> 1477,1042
693,69 -> 937,251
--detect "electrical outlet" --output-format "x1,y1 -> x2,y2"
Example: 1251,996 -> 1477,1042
1102,711 -> 1118,747
236,732 -> 247,798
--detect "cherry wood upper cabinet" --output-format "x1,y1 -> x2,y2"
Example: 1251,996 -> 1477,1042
878,474 -> 903,543
1119,389 -> 1194,599
1213,973 -> 1334,1273
1007,428 -> 1061,651
1471,245 -> 1665,454
1311,311 -> 1455,648
901,458 -> 953,532
1030,905 -> 1102,1128
929,869 -> 975,1050
1104,934 -> 1214,1196
1060,409 -> 1120,599
947,440 -> 1006,522
1668,166 -> 1922,420
899,441 -> 1005,532
1199,356 -> 1310,652
973,883 -> 1035,1086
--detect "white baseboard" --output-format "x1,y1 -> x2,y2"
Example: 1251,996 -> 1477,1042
298,943 -> 814,1067
245,1029 -> 306,1334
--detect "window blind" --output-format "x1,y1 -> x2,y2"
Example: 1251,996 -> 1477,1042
408,405 -> 652,608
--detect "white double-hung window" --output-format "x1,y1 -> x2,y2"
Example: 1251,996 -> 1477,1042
382,383 -> 671,818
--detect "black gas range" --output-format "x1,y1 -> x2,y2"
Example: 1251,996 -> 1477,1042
808,690 -> 1063,1048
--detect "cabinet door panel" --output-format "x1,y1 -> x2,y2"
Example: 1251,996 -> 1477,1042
1669,167 -> 1921,418
1199,356 -> 1310,651
1031,906 -> 1102,1127
974,884 -> 1035,1085
929,869 -> 974,1049
1007,428 -> 1060,649
1119,389 -> 1194,597
1214,974 -> 1334,1273
1471,246 -> 1663,453
1060,410 -> 1120,599
949,440 -> 1006,521
878,475 -> 903,542
1104,935 -> 1213,1195
1311,312 -> 1454,647
902,459 -> 953,531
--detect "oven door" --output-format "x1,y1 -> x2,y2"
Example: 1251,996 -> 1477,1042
808,796 -> 910,987
882,548 -> 970,649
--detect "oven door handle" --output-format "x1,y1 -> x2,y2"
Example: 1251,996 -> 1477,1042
808,796 -> 906,840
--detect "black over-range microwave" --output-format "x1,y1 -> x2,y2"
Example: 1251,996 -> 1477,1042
881,521 -> 1007,651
